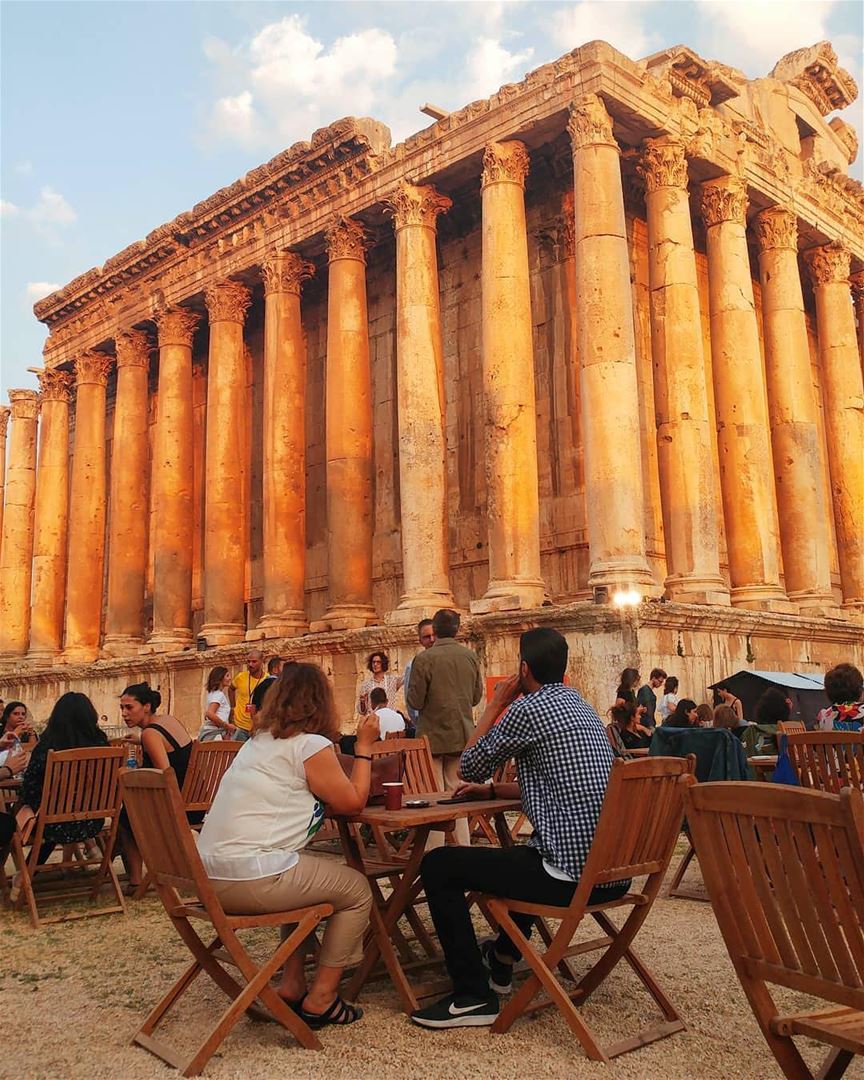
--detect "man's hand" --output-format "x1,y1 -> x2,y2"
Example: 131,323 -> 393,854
452,781 -> 491,801
491,675 -> 521,712
355,713 -> 380,756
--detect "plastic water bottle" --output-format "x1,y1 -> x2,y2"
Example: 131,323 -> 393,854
125,748 -> 138,769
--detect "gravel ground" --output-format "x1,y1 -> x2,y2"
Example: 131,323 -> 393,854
2,844 -> 851,1080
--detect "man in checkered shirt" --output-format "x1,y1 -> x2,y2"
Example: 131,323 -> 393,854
411,626 -> 628,1029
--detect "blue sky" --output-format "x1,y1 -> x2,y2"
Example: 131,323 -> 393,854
2,0 -> 862,399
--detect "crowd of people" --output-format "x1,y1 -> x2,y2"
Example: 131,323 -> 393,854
1,635 -> 862,1031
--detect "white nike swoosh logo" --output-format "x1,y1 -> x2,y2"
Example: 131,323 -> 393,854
448,1001 -> 488,1015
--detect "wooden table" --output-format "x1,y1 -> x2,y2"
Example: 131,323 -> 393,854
333,792 -> 521,1013
750,755 -> 778,779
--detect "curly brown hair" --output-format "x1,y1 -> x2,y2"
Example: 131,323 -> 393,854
255,662 -> 340,742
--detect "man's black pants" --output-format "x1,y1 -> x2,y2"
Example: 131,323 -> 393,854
421,844 -> 628,1000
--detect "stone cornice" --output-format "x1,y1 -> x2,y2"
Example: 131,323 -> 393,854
638,136 -> 688,192
204,280 -> 252,323
155,306 -> 201,348
261,251 -> 315,295
700,176 -> 748,227
754,205 -> 798,252
383,180 -> 452,230
8,388 -> 40,420
74,350 -> 113,387
35,368 -> 73,402
115,329 -> 151,368
770,42 -> 858,116
481,141 -> 530,188
804,240 -> 851,287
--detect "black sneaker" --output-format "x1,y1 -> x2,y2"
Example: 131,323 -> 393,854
480,940 -> 513,994
410,992 -> 499,1029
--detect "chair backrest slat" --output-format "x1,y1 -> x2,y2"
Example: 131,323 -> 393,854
777,720 -> 805,735
41,747 -> 124,821
686,782 -> 864,1005
181,741 -> 240,813
370,736 -> 437,795
785,731 -> 864,793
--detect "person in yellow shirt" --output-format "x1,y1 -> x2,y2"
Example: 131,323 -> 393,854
231,650 -> 266,743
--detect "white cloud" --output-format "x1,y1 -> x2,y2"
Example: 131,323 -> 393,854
29,186 -> 77,228
694,0 -> 836,74
463,37 -> 534,101
1,199 -> 20,217
26,281 -> 61,301
212,90 -> 261,146
549,1 -> 663,60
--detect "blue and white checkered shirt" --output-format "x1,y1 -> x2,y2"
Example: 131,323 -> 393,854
460,683 -> 614,881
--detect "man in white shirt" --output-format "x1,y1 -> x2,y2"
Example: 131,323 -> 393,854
369,687 -> 405,739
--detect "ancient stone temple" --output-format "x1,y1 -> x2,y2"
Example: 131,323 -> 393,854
1,39 -> 863,724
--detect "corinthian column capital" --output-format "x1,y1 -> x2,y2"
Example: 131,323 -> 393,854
383,181 -> 452,230
35,368 -> 73,402
8,388 -> 40,419
568,94 -> 617,152
74,350 -> 113,387
481,142 -> 530,189
754,206 -> 798,252
637,137 -> 688,192
326,216 -> 368,263
0,406 -> 9,437
700,176 -> 748,228
851,269 -> 864,304
115,329 -> 152,368
155,305 -> 201,348
205,280 -> 252,324
804,240 -> 851,287
261,251 -> 315,295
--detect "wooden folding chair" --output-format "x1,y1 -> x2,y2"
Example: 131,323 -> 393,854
777,721 -> 805,736
686,781 -> 864,1079
120,767 -> 331,1076
181,740 -> 240,823
15,746 -> 126,928
483,756 -> 695,1062
785,731 -> 864,793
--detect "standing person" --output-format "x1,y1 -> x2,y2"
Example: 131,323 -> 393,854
636,668 -> 666,728
410,628 -> 625,1029
817,663 -> 864,731
406,608 -> 482,847
231,650 -> 267,743
403,619 -> 436,728
199,666 -> 235,742
368,687 -> 406,739
357,652 -> 403,716
197,663 -> 376,1027
714,686 -> 744,723
249,656 -> 286,724
658,676 -> 679,722
614,668 -> 640,707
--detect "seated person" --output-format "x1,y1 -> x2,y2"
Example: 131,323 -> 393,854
411,627 -> 628,1029
19,693 -> 109,861
0,700 -> 38,760
817,663 -> 864,731
714,687 -> 744,723
754,688 -> 791,729
197,662 -> 377,1028
664,698 -> 700,727
368,687 -> 406,740
695,703 -> 714,728
713,704 -> 746,738
609,702 -> 651,750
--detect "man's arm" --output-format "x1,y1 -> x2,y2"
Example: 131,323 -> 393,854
471,656 -> 483,707
460,679 -> 534,782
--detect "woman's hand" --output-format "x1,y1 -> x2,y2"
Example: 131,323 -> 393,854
355,713 -> 380,756
4,748 -> 28,775
452,781 -> 492,801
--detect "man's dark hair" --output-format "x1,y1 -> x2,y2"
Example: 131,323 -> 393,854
267,656 -> 283,675
369,687 -> 388,707
432,609 -> 460,639
824,663 -> 863,705
649,668 -> 667,681
417,618 -> 434,634
520,627 -> 568,685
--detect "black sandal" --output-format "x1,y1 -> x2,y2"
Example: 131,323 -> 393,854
298,995 -> 363,1029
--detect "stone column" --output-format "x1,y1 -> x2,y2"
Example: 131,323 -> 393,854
805,242 -> 864,610
28,370 -> 72,663
638,137 -> 728,605
0,406 -> 9,548
754,207 -> 835,611
851,270 -> 864,376
147,307 -> 200,650
64,351 -> 113,661
568,95 -> 654,598
201,280 -> 252,644
700,177 -> 789,610
384,180 -> 456,622
103,329 -> 151,655
255,252 -> 314,638
471,142 -> 546,613
0,389 -> 40,657
312,217 -> 377,631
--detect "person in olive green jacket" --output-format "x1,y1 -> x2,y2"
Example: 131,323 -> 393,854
406,608 -> 483,846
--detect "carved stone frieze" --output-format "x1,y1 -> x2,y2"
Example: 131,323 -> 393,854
481,141 -> 530,188
35,368 -> 73,402
204,280 -> 252,323
8,388 -> 40,420
804,241 -> 851,287
643,47 -> 741,109
770,42 -> 858,116
0,406 -> 10,438
700,176 -> 748,228
74,350 -> 114,387
567,94 -> 617,152
325,216 -> 368,263
155,306 -> 201,348
115,329 -> 152,368
638,137 -> 688,192
261,251 -> 315,295
383,181 -> 452,230
753,206 -> 798,252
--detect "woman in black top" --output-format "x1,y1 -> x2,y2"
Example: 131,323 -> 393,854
19,693 -> 109,853
118,682 -> 199,892
615,668 -> 640,707
609,702 -> 652,750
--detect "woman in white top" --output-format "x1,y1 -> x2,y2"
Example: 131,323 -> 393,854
357,651 -> 403,715
199,666 -> 235,741
657,676 -> 679,723
197,662 -> 378,1029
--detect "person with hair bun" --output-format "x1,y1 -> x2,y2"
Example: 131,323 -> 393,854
118,682 -> 199,892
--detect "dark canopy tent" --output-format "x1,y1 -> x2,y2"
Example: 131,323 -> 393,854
708,670 -> 827,727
